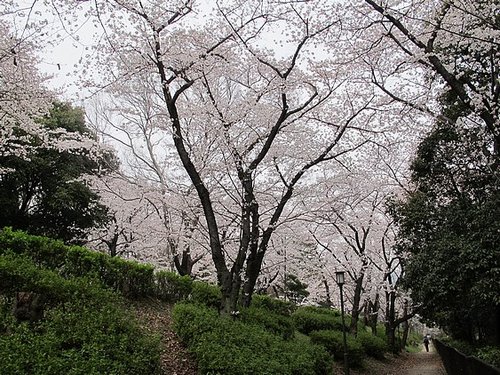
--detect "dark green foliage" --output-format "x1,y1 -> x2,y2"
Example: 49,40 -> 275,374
0,253 -> 160,375
292,305 -> 344,334
476,346 -> 500,369
391,127 -> 500,343
252,294 -> 296,316
283,274 -> 310,304
0,102 -> 114,244
309,330 -> 365,368
390,82 -> 500,344
240,306 -> 295,339
357,330 -> 388,359
441,338 -> 500,369
0,228 -> 156,298
172,303 -> 219,347
173,302 -> 331,375
190,281 -> 222,309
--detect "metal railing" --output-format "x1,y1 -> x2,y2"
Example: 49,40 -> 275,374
434,338 -> 500,375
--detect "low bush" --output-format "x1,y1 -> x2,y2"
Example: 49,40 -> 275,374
475,346 -> 500,369
442,338 -> 500,369
251,294 -> 296,316
190,281 -> 222,309
0,228 -> 182,301
0,253 -> 160,375
173,302 -> 331,374
292,306 -> 344,334
309,330 -> 365,368
441,337 -> 474,355
240,306 -> 295,339
172,302 -> 219,346
0,303 -> 160,375
357,330 -> 388,359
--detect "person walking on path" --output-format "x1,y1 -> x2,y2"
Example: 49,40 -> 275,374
423,335 -> 430,352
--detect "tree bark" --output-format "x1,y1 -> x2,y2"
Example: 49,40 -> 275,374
364,293 -> 380,335
350,274 -> 365,335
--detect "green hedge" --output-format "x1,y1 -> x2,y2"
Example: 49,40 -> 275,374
441,338 -> 500,369
357,330 -> 388,359
0,251 -> 114,306
190,281 -> 222,308
0,252 -> 160,375
173,302 -> 330,375
240,306 -> 295,339
251,294 -> 297,316
309,329 -> 365,368
292,305 -> 344,334
0,228 -> 195,301
476,346 -> 500,368
155,270 -> 193,301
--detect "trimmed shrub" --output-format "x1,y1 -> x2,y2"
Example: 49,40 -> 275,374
292,306 -> 344,334
0,303 -> 160,375
309,330 -> 365,368
0,228 -> 160,299
173,302 -> 331,375
357,330 -> 388,359
172,302 -> 219,346
0,252 -> 160,375
190,281 -> 222,309
240,306 -> 295,339
251,294 -> 296,316
0,228 -> 67,269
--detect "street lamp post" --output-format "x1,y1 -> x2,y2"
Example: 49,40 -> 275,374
336,271 -> 349,375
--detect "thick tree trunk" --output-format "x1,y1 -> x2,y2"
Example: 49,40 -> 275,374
364,293 -> 380,335
322,275 -> 333,307
241,248 -> 265,307
350,274 -> 365,335
385,290 -> 398,352
173,250 -> 194,276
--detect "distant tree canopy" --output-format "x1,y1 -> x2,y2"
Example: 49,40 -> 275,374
391,92 -> 500,344
283,274 -> 310,304
0,102 -> 114,244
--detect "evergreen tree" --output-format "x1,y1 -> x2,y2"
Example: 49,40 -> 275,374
0,102 -> 114,244
391,93 -> 500,344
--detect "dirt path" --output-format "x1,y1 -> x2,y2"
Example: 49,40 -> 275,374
404,343 -> 446,375
405,343 -> 446,375
350,343 -> 446,375
130,299 -> 197,375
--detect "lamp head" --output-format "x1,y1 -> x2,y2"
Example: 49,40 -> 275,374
335,271 -> 345,286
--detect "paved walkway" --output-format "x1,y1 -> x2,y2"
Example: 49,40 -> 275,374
350,342 -> 447,375
406,343 -> 446,375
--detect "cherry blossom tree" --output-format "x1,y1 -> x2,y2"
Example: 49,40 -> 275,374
0,19 -> 52,164
52,0 -> 398,313
359,0 -> 499,157
1,3 -> 101,165
86,89 -> 209,275
86,170 -> 209,273
86,173 -> 163,258
301,134 -> 421,348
